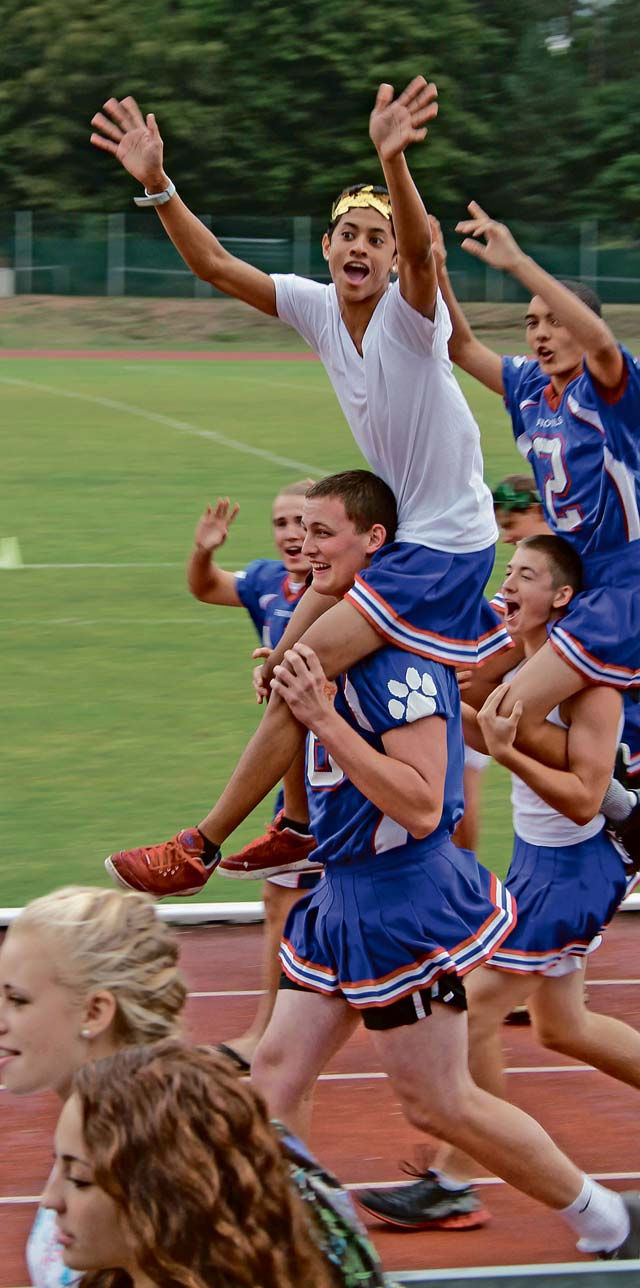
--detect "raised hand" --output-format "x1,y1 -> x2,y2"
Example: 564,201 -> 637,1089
90,97 -> 166,189
477,682 -> 523,761
193,499 -> 240,553
455,202 -> 523,273
369,76 -> 438,162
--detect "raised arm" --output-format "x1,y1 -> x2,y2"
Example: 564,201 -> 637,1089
90,97 -> 277,316
457,202 -> 623,388
368,77 -> 439,319
186,499 -> 242,606
428,215 -> 504,394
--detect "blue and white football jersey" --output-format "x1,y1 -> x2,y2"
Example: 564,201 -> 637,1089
306,647 -> 464,867
234,558 -> 306,646
502,347 -> 640,559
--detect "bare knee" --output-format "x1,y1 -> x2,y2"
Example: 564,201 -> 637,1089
532,1012 -> 582,1055
262,880 -> 285,923
252,1030 -> 307,1114
398,1075 -> 474,1140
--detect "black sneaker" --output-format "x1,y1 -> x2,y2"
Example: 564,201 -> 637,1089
598,1192 -> 640,1259
356,1171 -> 490,1231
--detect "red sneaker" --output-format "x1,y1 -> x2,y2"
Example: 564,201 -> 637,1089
218,811 -> 322,880
104,828 -> 220,897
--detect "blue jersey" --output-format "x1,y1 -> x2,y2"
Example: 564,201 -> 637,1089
502,347 -> 640,560
235,559 -> 306,646
306,648 -> 464,868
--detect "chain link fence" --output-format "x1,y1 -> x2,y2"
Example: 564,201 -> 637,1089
1,211 -> 639,303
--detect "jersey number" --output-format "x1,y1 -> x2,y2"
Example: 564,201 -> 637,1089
531,436 -> 582,532
307,734 -> 343,788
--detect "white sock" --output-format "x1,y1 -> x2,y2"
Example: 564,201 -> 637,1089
601,780 -> 637,823
561,1177 -> 630,1253
431,1168 -> 471,1192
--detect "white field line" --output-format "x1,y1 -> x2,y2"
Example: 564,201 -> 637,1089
4,1172 -> 640,1207
18,562 -> 184,569
1,616 -> 239,627
121,364 -> 333,395
0,375 -> 329,475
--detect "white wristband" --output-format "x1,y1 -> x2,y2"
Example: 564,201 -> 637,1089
134,179 -> 176,208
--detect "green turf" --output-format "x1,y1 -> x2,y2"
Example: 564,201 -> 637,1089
2,354 -> 522,906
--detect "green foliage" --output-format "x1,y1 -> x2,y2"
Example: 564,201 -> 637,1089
0,0 -> 637,227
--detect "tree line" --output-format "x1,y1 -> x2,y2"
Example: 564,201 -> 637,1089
1,0 -> 638,236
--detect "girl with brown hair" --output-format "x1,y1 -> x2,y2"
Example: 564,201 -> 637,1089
43,1039 -> 385,1288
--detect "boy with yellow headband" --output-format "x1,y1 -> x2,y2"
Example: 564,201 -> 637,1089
91,78 -> 510,894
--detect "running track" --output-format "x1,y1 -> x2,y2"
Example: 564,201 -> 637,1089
3,915 -> 640,1284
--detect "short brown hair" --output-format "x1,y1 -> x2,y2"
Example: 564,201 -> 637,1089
306,470 -> 397,542
518,534 -> 583,593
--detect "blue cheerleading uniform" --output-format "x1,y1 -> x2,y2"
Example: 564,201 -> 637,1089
279,646 -> 516,1010
234,558 -> 306,647
502,349 -> 640,687
487,681 -> 639,976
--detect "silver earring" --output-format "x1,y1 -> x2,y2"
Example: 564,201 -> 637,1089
81,1028 -> 91,1039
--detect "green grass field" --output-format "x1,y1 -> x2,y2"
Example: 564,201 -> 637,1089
5,299 -> 639,908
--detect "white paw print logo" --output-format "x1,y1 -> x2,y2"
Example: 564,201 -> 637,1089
387,667 -> 437,722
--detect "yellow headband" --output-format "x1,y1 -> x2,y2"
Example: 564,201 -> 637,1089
330,186 -> 392,223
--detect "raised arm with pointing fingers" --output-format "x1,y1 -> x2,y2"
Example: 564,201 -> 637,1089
90,97 -> 277,315
456,201 -> 622,389
427,212 -> 504,393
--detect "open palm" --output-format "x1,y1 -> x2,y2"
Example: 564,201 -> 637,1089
369,77 -> 438,161
90,97 -> 164,188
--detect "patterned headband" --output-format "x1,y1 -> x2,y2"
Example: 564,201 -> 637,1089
330,185 -> 393,222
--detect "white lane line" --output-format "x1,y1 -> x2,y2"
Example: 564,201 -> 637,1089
4,1172 -> 640,1206
18,562 -> 183,569
0,1065 -> 597,1097
316,1066 -> 595,1081
0,1195 -> 42,1204
345,1171 -> 640,1192
0,1067 -> 600,1095
189,989 -> 262,998
186,980 -> 640,998
1,616 -> 239,627
0,376 -> 329,475
585,979 -> 640,986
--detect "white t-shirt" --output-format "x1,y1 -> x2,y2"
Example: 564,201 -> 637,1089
506,664 -> 605,847
272,275 -> 498,552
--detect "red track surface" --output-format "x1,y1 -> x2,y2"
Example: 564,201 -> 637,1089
3,914 -> 639,1284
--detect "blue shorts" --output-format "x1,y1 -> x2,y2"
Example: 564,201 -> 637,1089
487,831 -> 639,975
279,841 -> 516,1009
345,541 -> 512,667
622,693 -> 640,781
548,546 -> 640,689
